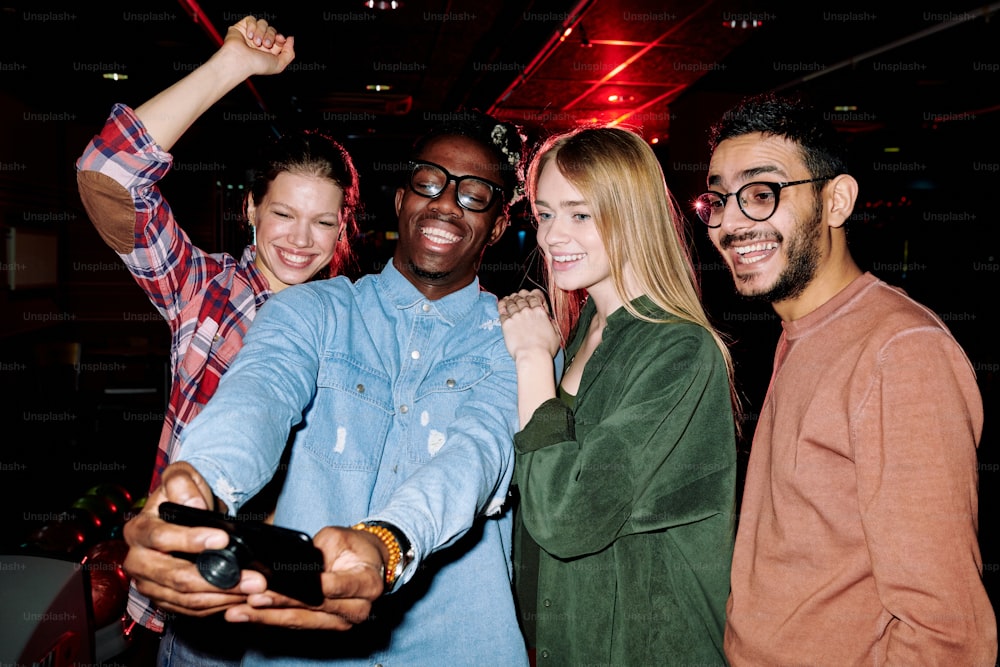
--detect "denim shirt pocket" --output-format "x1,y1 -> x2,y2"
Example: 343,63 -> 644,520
407,356 -> 492,464
308,353 -> 394,471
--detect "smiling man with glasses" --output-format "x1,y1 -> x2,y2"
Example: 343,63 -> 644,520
702,92 -> 996,666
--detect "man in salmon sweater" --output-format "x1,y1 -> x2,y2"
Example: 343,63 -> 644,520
694,92 -> 997,666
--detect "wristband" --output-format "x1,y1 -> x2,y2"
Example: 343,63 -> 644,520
352,521 -> 413,589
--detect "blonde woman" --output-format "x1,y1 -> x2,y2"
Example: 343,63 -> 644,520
499,126 -> 738,665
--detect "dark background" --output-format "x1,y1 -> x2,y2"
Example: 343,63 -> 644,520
1,0 -> 996,629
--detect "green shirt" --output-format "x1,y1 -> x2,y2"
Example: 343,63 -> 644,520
514,296 -> 736,666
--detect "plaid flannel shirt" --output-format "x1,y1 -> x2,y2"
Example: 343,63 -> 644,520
76,103 -> 271,631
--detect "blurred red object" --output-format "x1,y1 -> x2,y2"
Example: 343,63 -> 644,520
23,510 -> 95,558
82,539 -> 130,627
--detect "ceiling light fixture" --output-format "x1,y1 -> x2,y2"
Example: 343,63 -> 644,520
364,1 -> 402,9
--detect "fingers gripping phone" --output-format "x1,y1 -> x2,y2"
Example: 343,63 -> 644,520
158,501 -> 325,606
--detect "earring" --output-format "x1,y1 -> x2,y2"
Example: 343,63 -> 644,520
249,220 -> 257,246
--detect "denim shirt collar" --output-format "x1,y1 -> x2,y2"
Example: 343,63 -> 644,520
380,258 -> 486,327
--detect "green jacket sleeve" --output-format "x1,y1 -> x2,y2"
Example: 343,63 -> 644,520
514,321 -> 735,559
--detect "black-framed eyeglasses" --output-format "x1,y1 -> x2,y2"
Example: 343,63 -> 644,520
407,160 -> 503,212
693,177 -> 834,228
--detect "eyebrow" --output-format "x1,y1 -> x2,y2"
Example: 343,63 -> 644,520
535,198 -> 588,208
707,165 -> 785,188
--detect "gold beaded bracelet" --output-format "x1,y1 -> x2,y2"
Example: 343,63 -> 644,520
352,522 -> 403,588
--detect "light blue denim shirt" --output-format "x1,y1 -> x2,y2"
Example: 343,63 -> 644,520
178,259 -> 527,666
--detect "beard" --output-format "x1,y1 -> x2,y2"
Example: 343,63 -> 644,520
725,197 -> 823,304
411,264 -> 450,281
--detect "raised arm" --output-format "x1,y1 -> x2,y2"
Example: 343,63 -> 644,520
135,15 -> 295,150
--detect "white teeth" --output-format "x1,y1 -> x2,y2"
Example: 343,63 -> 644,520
734,242 -> 778,255
552,253 -> 586,263
422,227 -> 461,244
278,250 -> 311,265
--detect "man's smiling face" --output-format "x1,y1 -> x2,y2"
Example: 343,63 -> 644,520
394,134 -> 507,300
706,132 -> 825,306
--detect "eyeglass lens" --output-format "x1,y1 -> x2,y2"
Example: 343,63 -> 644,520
411,163 -> 495,212
696,182 -> 780,225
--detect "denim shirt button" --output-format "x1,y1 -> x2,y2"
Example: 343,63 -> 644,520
411,350 -> 420,359
356,384 -> 365,393
446,378 -> 455,388
421,303 -> 431,312
400,404 -> 409,413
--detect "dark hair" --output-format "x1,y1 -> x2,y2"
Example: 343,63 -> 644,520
410,110 -> 526,210
246,129 -> 361,276
708,92 -> 850,181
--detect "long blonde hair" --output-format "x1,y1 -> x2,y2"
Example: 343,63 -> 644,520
527,126 -> 740,417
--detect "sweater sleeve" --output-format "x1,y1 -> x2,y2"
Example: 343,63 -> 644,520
854,327 -> 996,664
514,323 -> 736,559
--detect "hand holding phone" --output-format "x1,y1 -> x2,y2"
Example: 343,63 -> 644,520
158,501 -> 325,606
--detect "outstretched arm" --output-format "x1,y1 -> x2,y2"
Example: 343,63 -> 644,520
135,15 -> 295,150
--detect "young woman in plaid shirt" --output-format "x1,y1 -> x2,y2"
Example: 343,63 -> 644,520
75,15 -> 360,660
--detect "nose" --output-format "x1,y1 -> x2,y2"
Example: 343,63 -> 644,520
717,196 -> 754,234
286,219 -> 313,248
429,181 -> 462,216
540,213 -> 570,248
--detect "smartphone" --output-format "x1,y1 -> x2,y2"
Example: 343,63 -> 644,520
159,501 -> 324,606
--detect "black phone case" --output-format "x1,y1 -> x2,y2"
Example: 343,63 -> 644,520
158,501 -> 325,606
